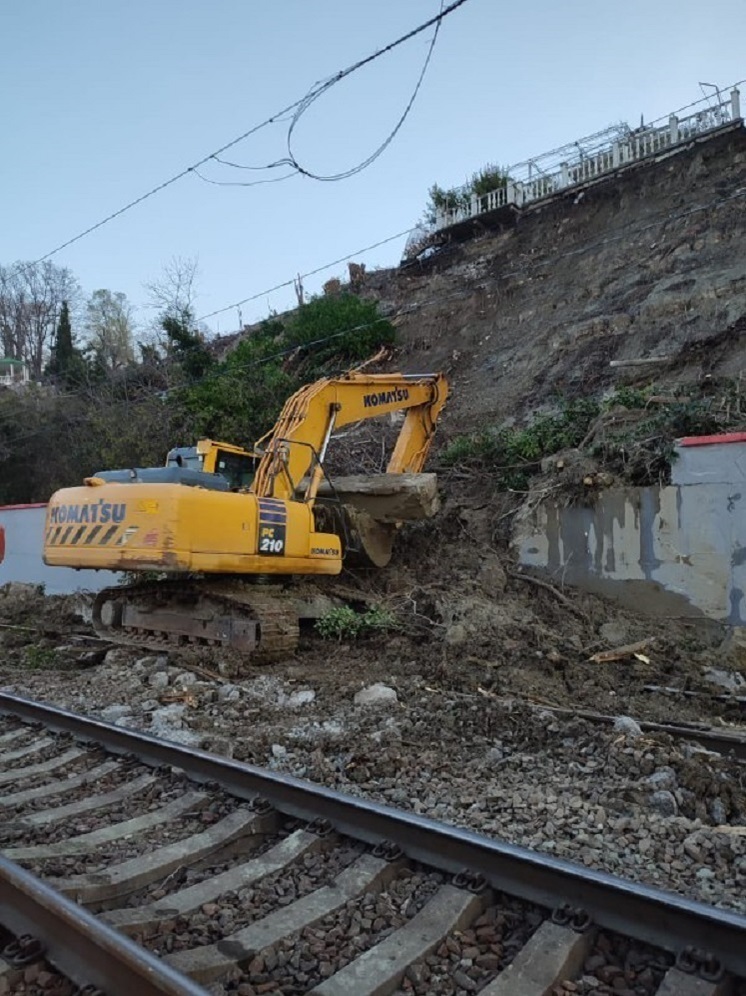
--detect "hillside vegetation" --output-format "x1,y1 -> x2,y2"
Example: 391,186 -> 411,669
1,127 -> 744,506
0,293 -> 395,504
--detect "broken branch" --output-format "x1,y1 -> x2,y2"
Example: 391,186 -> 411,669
589,637 -> 655,664
507,570 -> 588,621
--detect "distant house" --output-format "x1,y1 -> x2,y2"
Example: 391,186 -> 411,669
0,358 -> 29,388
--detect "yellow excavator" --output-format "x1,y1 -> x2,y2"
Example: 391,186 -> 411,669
43,371 -> 448,659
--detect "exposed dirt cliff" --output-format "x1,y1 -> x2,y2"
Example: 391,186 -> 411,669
361,126 -> 746,438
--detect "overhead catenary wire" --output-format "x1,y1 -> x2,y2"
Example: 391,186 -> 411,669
28,0 -> 470,267
199,0 -> 446,186
190,168 -> 299,189
197,227 -> 416,322
282,0 -> 446,182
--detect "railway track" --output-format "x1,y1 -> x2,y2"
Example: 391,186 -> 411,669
0,691 -> 743,996
516,700 -> 746,762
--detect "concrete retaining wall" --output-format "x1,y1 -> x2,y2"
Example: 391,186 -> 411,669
0,505 -> 119,595
514,437 -> 746,624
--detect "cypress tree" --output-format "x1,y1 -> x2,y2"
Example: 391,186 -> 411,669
49,301 -> 74,381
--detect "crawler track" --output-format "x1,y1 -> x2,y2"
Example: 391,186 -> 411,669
0,692 -> 743,996
92,579 -> 299,659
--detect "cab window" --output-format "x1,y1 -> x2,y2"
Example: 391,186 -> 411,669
216,451 -> 256,490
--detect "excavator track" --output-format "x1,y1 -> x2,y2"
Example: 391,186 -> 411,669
92,579 -> 299,662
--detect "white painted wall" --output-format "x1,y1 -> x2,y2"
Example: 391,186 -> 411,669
514,440 -> 746,624
0,505 -> 119,595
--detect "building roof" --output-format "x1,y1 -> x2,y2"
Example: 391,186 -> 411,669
678,432 -> 746,447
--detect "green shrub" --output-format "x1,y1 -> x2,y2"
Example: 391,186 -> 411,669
286,293 -> 396,373
441,381 -> 746,490
424,184 -> 471,224
315,607 -> 364,641
425,164 -> 512,224
605,385 -> 651,410
23,646 -> 58,669
360,607 -> 398,632
441,398 -> 600,489
315,605 -> 398,641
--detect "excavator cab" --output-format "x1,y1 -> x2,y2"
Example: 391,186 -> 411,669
90,439 -> 259,493
195,440 -> 258,491
166,440 -> 259,491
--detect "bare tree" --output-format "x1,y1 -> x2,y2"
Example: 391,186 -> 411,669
0,261 -> 81,377
294,273 -> 304,307
86,289 -> 135,370
145,256 -> 200,322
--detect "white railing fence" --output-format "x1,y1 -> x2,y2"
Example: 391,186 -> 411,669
425,86 -> 742,237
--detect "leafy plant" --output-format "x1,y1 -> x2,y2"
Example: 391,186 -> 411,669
23,646 -> 58,669
441,398 -> 600,489
604,385 -> 651,410
441,380 -> 746,490
315,605 -> 399,641
359,607 -> 398,632
285,293 -> 396,373
591,395 -> 727,485
424,184 -> 471,225
315,606 -> 364,641
424,164 -> 512,224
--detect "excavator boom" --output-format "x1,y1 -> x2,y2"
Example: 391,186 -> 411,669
253,371 -> 447,502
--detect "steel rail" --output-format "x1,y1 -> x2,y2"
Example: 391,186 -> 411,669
1,691 -> 744,977
533,702 -> 746,761
0,852 -> 208,996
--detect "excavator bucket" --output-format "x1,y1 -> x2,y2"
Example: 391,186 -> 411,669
306,472 -> 440,567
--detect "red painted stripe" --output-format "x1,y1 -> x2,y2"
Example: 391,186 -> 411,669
0,503 -> 48,511
678,432 -> 746,447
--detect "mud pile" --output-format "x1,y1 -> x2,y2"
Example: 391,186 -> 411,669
1,477 -> 743,728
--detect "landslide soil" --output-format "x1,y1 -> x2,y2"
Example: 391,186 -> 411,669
0,482 -> 743,729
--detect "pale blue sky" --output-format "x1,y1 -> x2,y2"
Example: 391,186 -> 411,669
1,0 -> 743,335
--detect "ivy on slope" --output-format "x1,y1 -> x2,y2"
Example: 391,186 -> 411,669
440,380 -> 746,490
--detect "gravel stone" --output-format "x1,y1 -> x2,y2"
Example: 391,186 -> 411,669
150,704 -> 185,729
599,622 -> 631,646
612,716 -> 643,739
174,672 -> 198,687
99,704 -> 133,722
354,683 -> 398,706
284,689 -> 316,708
710,797 -> 727,824
643,766 -> 677,792
703,666 -> 745,692
647,790 -> 678,817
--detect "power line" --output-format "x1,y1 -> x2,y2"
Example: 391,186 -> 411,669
199,0 -> 448,186
191,168 -> 298,189
283,0 -> 446,182
197,227 -> 415,322
29,0 -> 470,267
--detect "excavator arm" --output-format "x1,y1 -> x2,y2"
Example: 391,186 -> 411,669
252,371 -> 448,503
